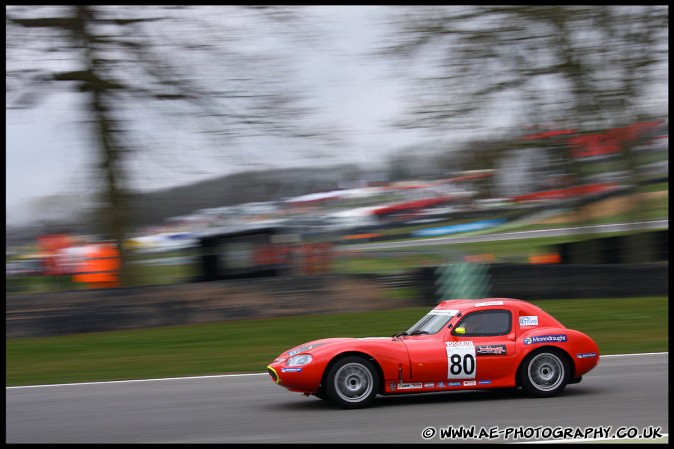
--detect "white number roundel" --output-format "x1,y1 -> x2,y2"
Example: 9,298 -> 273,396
446,341 -> 476,379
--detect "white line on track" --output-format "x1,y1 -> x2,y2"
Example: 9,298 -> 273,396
6,351 -> 667,390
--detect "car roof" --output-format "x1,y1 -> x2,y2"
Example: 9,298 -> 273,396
436,298 -> 536,311
434,298 -> 564,328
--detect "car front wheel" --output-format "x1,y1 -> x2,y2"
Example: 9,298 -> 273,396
325,356 -> 379,409
519,349 -> 569,398
313,389 -> 329,400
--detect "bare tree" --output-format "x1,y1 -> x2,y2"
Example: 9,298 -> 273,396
380,5 -> 667,132
6,5 -> 341,285
378,5 -> 667,220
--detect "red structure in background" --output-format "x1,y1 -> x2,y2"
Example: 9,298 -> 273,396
511,183 -> 618,203
371,197 -> 452,217
511,119 -> 665,201
520,120 -> 665,159
520,129 -> 577,142
569,121 -> 663,158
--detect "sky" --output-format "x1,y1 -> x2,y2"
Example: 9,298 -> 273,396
6,6 -> 435,227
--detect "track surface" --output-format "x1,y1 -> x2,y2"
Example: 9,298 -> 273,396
6,353 -> 668,443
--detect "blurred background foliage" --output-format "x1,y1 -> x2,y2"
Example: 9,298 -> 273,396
6,6 -> 668,289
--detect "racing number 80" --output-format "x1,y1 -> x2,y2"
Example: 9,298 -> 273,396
449,353 -> 475,376
445,343 -> 477,379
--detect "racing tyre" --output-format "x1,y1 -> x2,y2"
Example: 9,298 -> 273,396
325,356 -> 380,409
313,389 -> 329,401
519,349 -> 570,398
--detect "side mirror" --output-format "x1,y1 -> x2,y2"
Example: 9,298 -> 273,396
454,327 -> 466,335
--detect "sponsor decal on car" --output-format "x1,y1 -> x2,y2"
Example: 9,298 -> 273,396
478,380 -> 492,385
519,316 -> 539,326
475,301 -> 504,307
523,334 -> 568,345
447,382 -> 462,387
463,380 -> 477,386
397,382 -> 423,390
437,382 -> 446,388
576,352 -> 598,358
281,368 -> 303,373
424,382 -> 435,388
447,341 -> 474,347
476,344 -> 507,355
429,309 -> 460,316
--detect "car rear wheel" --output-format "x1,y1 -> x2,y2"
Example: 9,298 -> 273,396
325,356 -> 379,409
519,349 -> 569,398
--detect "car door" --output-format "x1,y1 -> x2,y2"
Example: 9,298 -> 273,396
445,308 -> 518,385
401,337 -> 449,384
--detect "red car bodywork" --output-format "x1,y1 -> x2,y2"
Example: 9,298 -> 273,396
267,298 -> 599,407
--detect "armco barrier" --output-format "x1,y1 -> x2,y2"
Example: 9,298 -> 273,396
557,230 -> 668,264
488,263 -> 668,300
421,263 -> 668,303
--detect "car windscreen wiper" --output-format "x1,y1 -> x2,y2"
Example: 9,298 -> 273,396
410,330 -> 429,335
392,331 -> 409,338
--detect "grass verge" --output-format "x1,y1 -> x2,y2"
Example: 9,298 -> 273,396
6,296 -> 668,387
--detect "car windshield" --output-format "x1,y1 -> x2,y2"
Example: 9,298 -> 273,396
406,309 -> 459,335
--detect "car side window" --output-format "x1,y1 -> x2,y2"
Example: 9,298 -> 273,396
453,310 -> 512,336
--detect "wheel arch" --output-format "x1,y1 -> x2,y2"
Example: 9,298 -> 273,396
516,345 -> 574,387
320,351 -> 385,395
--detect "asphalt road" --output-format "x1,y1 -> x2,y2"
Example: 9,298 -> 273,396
6,353 -> 668,444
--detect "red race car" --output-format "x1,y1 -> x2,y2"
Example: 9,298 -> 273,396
267,298 -> 599,409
